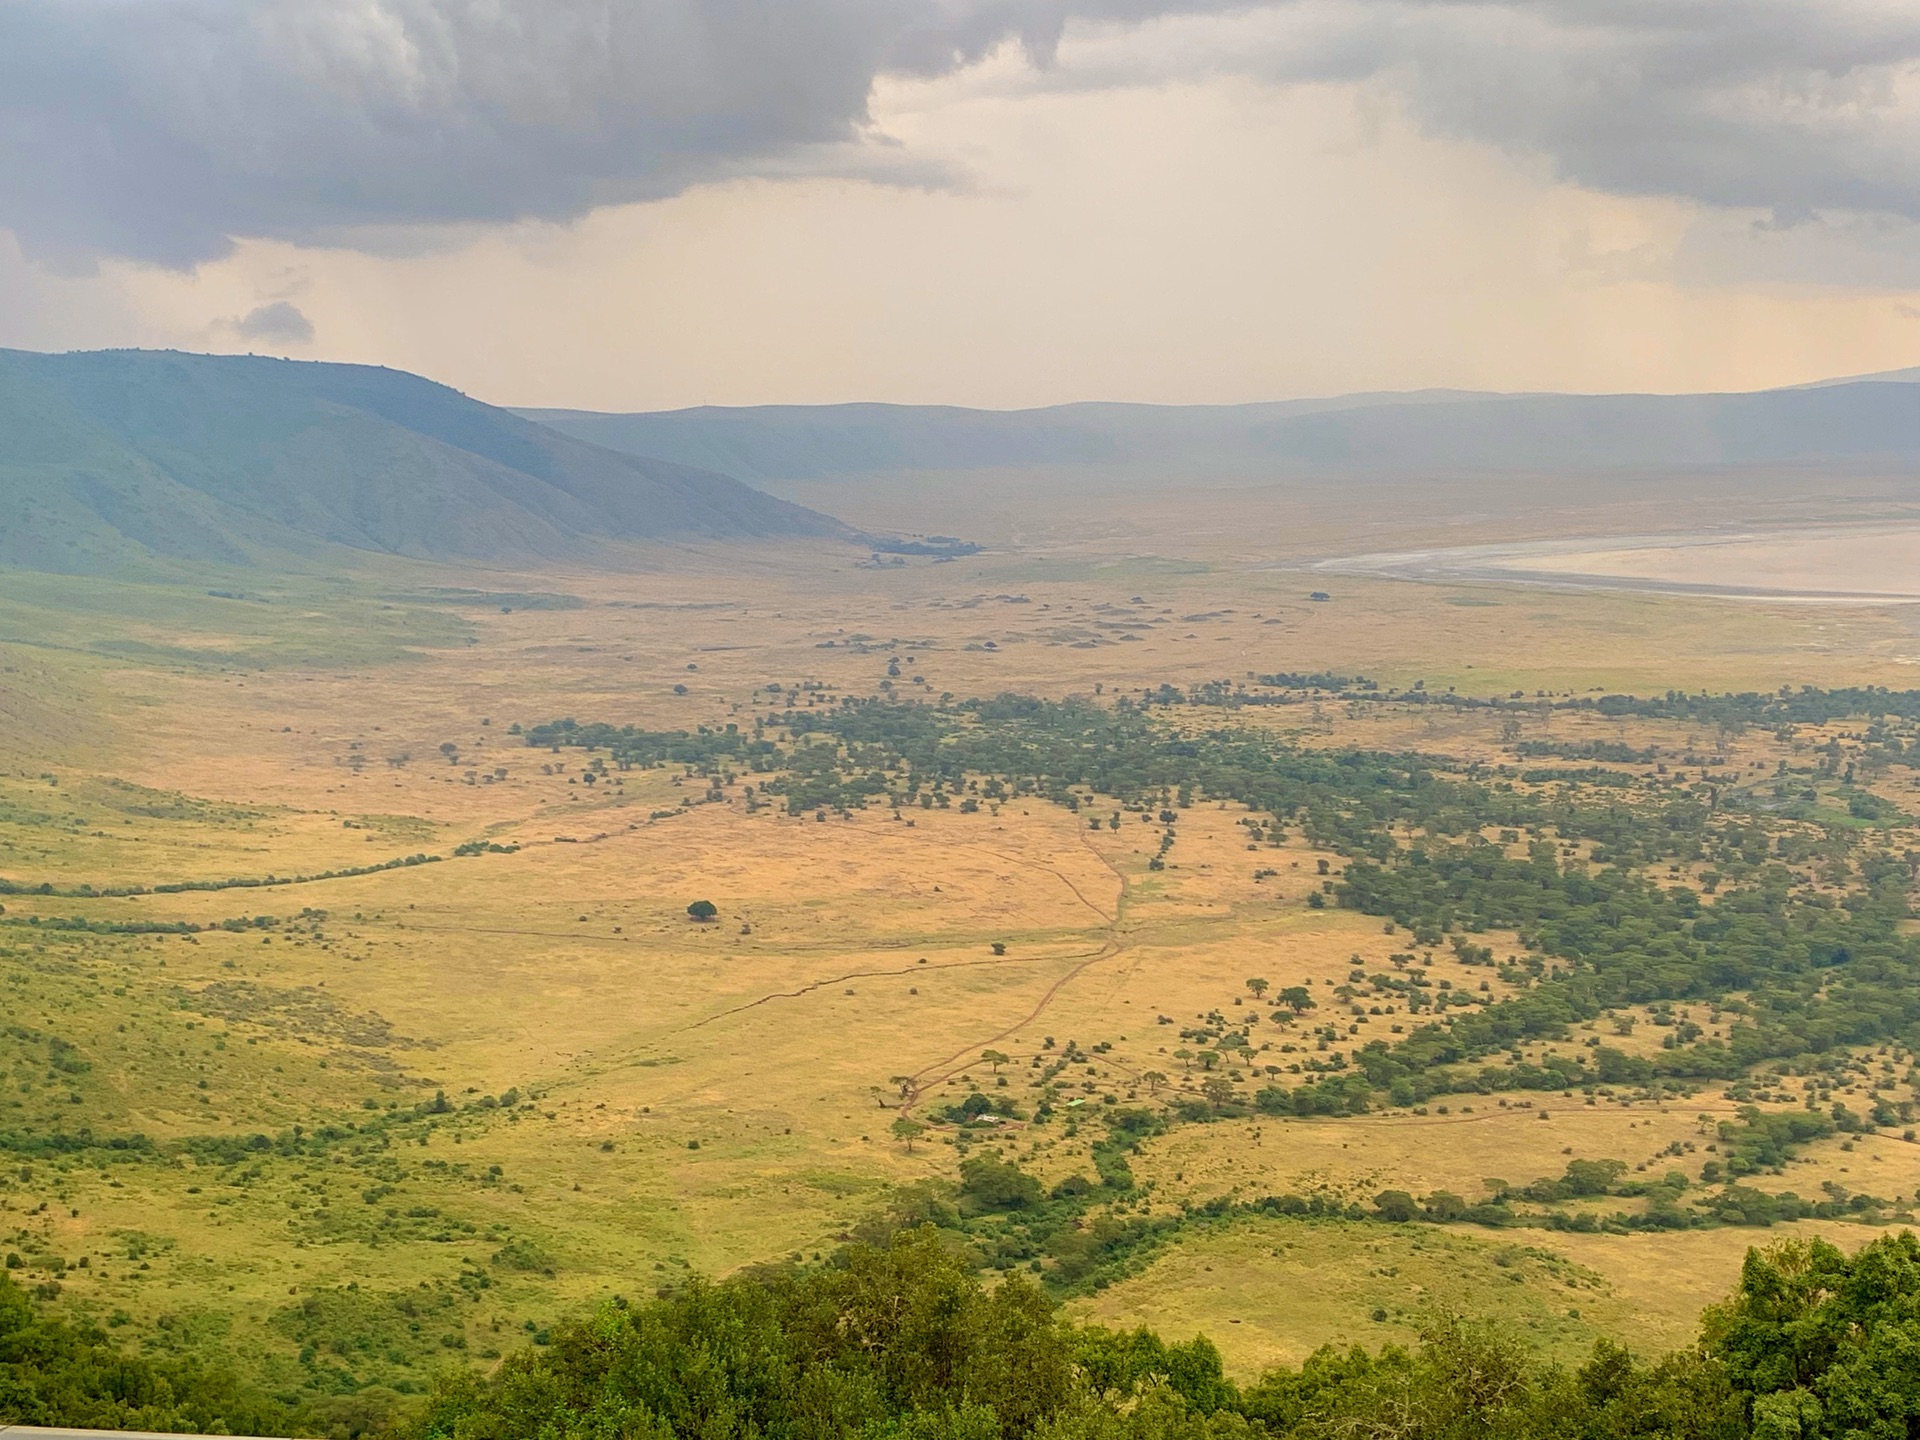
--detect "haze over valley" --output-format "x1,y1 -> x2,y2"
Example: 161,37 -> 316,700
4,5 -> 1920,1439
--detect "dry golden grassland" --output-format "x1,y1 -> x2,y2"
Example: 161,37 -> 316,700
5,517 -> 1920,1391
1075,1213 -> 1894,1371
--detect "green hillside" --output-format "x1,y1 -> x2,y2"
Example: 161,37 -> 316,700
0,349 -> 847,574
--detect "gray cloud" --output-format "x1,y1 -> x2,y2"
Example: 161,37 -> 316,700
1381,2 -> 1920,222
232,301 -> 315,343
1060,1 -> 1920,226
3,0 -> 1917,271
0,0 -> 1240,267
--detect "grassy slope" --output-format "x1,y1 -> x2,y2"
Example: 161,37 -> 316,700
0,348 -> 844,575
5,548 -> 1920,1419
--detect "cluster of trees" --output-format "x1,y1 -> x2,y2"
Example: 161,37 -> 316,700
1250,671 -> 1376,692
885,1139 -> 1175,1291
399,1227 -> 1920,1440
529,688 -> 1920,1125
1145,678 -> 1920,732
1370,1154 -> 1907,1236
537,692 -> 1487,833
927,1120 -> 1893,1272
21,1218 -> 1920,1439
531,687 -> 1910,871
1334,838 -> 1920,1106
1514,766 -> 1637,789
0,851 -> 443,900
7,910 -> 284,936
1513,740 -> 1656,764
1570,686 -> 1920,728
522,718 -> 777,771
910,1096 -> 1881,1286
0,1268 -> 302,1435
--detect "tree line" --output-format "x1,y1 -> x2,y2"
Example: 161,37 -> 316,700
391,1223 -> 1920,1440
15,1225 -> 1920,1440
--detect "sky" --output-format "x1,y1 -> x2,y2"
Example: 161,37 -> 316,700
2,0 -> 1918,411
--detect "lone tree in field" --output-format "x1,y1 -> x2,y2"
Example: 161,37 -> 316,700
890,1117 -> 926,1153
980,1049 -> 1010,1074
1246,977 -> 1270,1000
1278,984 -> 1315,1014
1142,1070 -> 1167,1095
686,899 -> 719,922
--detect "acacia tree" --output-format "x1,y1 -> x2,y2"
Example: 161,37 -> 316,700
687,899 -> 719,922
890,1117 -> 926,1154
1246,978 -> 1270,1000
1278,985 -> 1315,1013
980,1050 -> 1010,1074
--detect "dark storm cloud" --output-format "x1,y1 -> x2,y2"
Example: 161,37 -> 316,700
2,0 -> 1916,268
0,0 -> 1245,266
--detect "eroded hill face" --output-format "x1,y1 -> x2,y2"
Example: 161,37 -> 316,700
0,348 -> 847,574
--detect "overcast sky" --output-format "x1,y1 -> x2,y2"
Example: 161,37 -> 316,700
2,0 -> 1917,409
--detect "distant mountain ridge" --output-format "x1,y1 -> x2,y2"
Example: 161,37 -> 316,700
520,372 -> 1920,488
10,347 -> 1912,579
1797,364 -> 1920,387
0,348 -> 845,574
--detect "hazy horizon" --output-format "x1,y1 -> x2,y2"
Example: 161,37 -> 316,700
3,3 -> 1918,411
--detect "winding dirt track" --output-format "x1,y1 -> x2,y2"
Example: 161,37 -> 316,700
402,821 -> 1142,1108
681,946 -> 1110,1033
897,830 -> 1132,1111
656,826 -> 1136,1110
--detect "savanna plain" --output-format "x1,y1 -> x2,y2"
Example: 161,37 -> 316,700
12,493 -> 1920,1434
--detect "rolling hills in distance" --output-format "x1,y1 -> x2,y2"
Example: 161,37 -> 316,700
1,345 -> 1915,577
523,368 -> 1920,491
0,347 -> 846,575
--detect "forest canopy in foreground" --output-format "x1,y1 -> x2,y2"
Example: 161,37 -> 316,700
8,1226 -> 1920,1440
412,1227 -> 1920,1440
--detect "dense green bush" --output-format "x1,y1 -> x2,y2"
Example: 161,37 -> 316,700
0,1269 -> 297,1434
12,1213 -> 1920,1438
398,1228 -> 1920,1440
